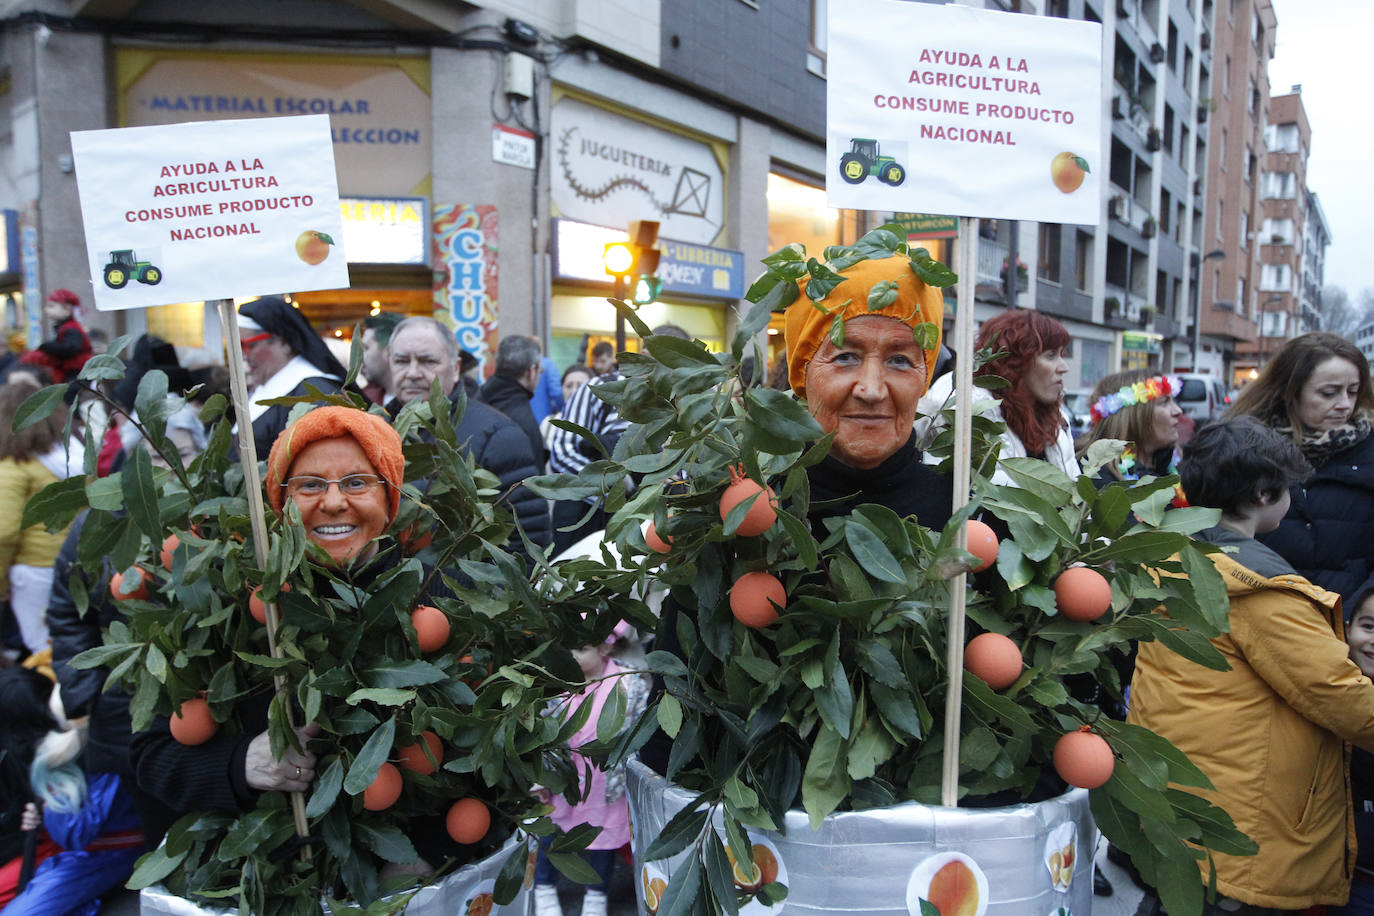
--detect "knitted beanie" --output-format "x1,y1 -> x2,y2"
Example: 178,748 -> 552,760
784,254 -> 945,399
265,406 -> 404,523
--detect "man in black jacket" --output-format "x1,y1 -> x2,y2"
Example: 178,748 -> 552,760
385,317 -> 551,553
478,334 -> 545,469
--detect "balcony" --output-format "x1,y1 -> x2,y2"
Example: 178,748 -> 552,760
1202,305 -> 1258,342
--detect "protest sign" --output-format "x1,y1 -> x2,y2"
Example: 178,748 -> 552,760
70,114 -> 349,310
827,0 -> 1103,224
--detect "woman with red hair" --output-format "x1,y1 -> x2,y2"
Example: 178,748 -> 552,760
917,309 -> 1077,484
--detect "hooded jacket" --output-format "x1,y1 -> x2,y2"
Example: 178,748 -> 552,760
1128,526 -> 1374,908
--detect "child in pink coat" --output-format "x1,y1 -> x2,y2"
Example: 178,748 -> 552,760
535,622 -> 648,916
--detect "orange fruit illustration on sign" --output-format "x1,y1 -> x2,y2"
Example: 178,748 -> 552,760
1050,152 -> 1090,193
295,230 -> 334,265
927,858 -> 980,916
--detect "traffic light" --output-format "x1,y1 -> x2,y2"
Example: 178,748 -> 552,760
603,219 -> 661,303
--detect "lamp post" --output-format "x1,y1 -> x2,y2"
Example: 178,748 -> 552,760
1190,248 -> 1226,373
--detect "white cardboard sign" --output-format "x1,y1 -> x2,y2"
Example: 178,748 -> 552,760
70,114 -> 350,311
827,0 -> 1103,224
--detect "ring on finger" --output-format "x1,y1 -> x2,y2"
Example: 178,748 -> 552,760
295,765 -> 302,780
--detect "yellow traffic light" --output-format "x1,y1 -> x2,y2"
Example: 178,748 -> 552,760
603,242 -> 635,276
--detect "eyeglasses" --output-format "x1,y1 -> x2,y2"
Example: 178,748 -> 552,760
281,474 -> 386,499
240,332 -> 273,353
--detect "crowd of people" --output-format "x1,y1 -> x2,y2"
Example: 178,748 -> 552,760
2,273 -> 1374,915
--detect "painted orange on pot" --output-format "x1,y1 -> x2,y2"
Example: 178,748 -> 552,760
927,858 -> 980,916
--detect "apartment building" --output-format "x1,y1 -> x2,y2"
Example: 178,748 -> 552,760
1197,0 -> 1273,386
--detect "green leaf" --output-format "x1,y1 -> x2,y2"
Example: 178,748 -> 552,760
801,724 -> 849,830
126,844 -> 189,889
21,476 -> 87,531
218,809 -> 277,860
643,800 -> 709,861
597,680 -> 627,743
657,693 -> 683,738
612,298 -> 653,339
306,756 -> 344,818
494,840 -> 531,906
12,384 -> 67,432
655,852 -> 703,916
908,252 -> 958,288
744,388 -> 823,451
344,716 -> 397,795
866,280 -> 899,312
120,447 -> 162,542
829,313 -> 845,347
804,258 -> 849,302
814,658 -> 854,739
345,687 -> 418,706
362,660 -> 448,689
843,518 -> 906,584
355,821 -> 419,864
645,334 -> 717,368
912,321 -> 940,351
703,832 -> 740,916
549,850 -> 604,885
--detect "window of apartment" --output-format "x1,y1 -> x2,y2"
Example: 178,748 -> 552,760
1246,145 -> 1256,184
1261,263 -> 1291,290
1038,223 -> 1062,284
1160,189 -> 1172,234
1216,197 -> 1224,240
1252,6 -> 1263,47
1249,78 -> 1260,115
1266,123 -> 1299,153
1048,0 -> 1070,16
1156,269 -> 1168,310
1075,231 -> 1093,292
808,0 -> 827,76
1183,47 -> 1194,93
1163,104 -> 1175,155
1228,0 -> 1236,22
1219,127 -> 1227,166
1223,55 -> 1231,97
1176,201 -> 1186,241
1172,277 -> 1183,319
1179,123 -> 1191,167
1239,209 -> 1248,246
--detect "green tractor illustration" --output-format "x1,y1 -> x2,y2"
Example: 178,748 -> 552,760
839,138 -> 906,187
103,249 -> 162,289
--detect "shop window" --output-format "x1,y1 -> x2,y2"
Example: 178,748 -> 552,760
767,172 -> 861,254
147,302 -> 205,349
1038,224 -> 1061,284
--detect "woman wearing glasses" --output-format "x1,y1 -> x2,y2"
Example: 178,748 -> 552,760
235,296 -> 348,460
129,408 -> 445,854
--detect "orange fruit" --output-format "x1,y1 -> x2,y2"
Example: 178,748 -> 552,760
964,519 -> 999,572
644,873 -> 667,914
465,893 -> 494,916
1051,152 -> 1089,193
363,762 -> 403,811
963,632 -> 1022,690
729,571 -> 785,627
295,230 -> 333,265
411,605 -> 450,653
249,583 -> 291,624
1054,727 -> 1115,788
396,731 -> 443,775
645,520 -> 672,553
1053,567 -> 1113,621
927,858 -> 979,916
170,697 -> 218,746
110,566 -> 151,602
719,471 -> 777,537
159,533 -> 180,570
445,798 -> 490,844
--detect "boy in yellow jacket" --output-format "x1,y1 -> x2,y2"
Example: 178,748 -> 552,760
1130,416 -> 1374,913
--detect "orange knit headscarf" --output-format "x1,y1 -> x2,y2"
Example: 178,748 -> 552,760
784,254 -> 946,399
265,406 -> 405,523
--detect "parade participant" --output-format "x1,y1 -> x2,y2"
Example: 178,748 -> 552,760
641,253 -> 953,774
0,379 -> 77,655
18,289 -> 91,383
541,365 -> 594,469
236,296 -> 347,459
130,407 -> 410,844
386,316 -> 551,553
1226,332 -> 1374,607
918,309 -> 1078,484
1076,368 -> 1184,487
1130,416 -> 1374,912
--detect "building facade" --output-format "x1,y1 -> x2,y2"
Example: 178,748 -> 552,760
0,0 -> 1315,393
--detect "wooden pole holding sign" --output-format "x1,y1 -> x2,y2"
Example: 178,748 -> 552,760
217,299 -> 312,852
939,218 -> 980,807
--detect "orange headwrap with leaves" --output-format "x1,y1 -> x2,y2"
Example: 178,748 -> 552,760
785,254 -> 945,399
265,406 -> 405,523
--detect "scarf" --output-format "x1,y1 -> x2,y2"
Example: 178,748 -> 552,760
1273,414 -> 1373,468
1117,444 -> 1187,507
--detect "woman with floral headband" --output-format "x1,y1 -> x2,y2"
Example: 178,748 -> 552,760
1076,368 -> 1184,489
1227,332 -> 1374,609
